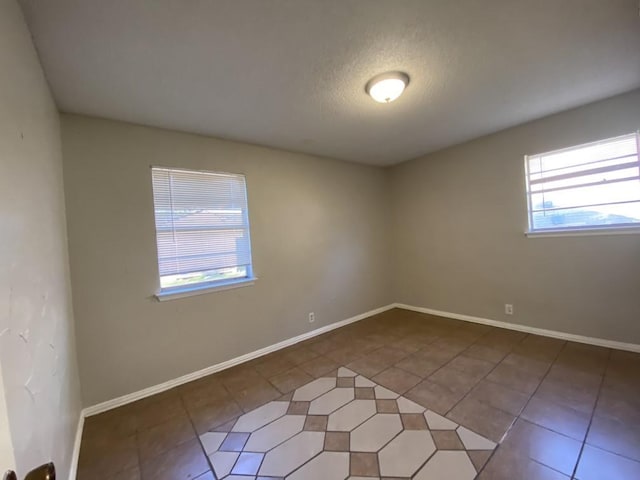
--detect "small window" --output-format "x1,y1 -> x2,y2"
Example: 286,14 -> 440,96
525,132 -> 640,233
151,167 -> 254,294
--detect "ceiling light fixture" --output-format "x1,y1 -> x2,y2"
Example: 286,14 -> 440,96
365,71 -> 410,103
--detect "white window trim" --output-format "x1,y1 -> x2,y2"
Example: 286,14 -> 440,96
524,131 -> 640,236
525,225 -> 640,238
155,276 -> 257,301
151,165 -> 255,298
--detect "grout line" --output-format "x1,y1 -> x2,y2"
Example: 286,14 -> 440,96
178,393 -> 216,478
473,333 -> 566,479
454,332 -> 566,476
86,311 -> 637,480
446,332 -> 530,447
83,304 -> 395,418
394,304 -> 640,353
569,348 -> 612,479
431,327 -> 522,419
181,373 -> 245,478
478,340 -> 584,478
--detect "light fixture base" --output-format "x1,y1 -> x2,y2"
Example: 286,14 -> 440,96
365,71 -> 410,103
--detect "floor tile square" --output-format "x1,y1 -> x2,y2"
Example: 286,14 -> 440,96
258,431 -> 324,477
217,366 -> 261,393
208,451 -> 239,478
231,451 -> 263,475
432,430 -> 464,450
521,395 -> 591,441
287,451 -> 349,480
269,367 -> 313,394
501,419 -> 582,475
429,364 -> 483,395
199,432 -> 227,455
447,355 -> 495,378
350,413 -> 403,452
405,379 -> 465,415
79,312 -> 640,480
327,399 -> 376,431
414,450 -> 477,479
586,413 -> 640,462
140,438 -> 209,480
575,444 -> 640,480
336,376 -> 355,388
447,397 -> 516,443
376,399 -> 399,413
467,379 -> 530,416
324,431 -> 350,451
308,387 -> 354,415
243,415 -> 305,452
468,450 -> 493,472
136,414 -> 195,463
486,363 -> 543,395
379,430 -> 436,477
502,353 -> 551,376
354,387 -> 375,399
536,377 -> 598,414
347,355 -> 392,378
231,401 -> 289,432
286,401 -> 310,415
464,344 -> 508,364
282,346 -> 320,366
233,381 -> 282,413
299,356 -> 341,378
219,432 -> 250,452
373,367 -> 421,394
401,413 -> 428,430
394,352 -> 443,377
478,447 -> 569,480
254,354 -> 296,378
350,452 -> 379,476
303,415 -> 328,431
325,346 -> 363,364
188,397 -> 243,434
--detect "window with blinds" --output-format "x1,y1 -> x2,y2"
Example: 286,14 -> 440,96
525,132 -> 640,233
151,167 -> 253,293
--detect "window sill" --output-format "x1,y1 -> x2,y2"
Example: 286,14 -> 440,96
525,226 -> 640,238
155,277 -> 257,301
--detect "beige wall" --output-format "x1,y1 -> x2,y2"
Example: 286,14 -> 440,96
0,368 -> 15,473
0,0 -> 82,477
61,115 -> 392,406
61,89 -> 640,407
390,89 -> 640,344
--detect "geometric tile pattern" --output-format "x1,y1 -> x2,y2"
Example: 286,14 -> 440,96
201,368 -> 496,479
78,309 -> 640,480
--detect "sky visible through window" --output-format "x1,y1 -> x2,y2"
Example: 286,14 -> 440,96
527,133 -> 640,230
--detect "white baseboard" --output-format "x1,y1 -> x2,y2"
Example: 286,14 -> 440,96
83,304 -> 395,417
68,413 -> 84,480
393,303 -> 640,353
70,301 -> 639,479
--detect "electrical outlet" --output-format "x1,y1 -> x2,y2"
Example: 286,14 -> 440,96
308,312 -> 315,323
505,304 -> 514,315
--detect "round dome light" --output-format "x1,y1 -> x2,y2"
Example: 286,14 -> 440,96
365,71 -> 410,103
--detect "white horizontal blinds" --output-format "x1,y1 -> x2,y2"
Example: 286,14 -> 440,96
526,133 -> 640,231
151,167 -> 252,278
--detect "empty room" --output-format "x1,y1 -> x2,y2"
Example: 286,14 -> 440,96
1,0 -> 640,479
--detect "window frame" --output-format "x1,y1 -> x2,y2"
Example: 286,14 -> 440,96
524,132 -> 640,237
150,166 -> 256,301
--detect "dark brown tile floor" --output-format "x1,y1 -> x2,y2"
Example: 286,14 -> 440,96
77,308 -> 640,479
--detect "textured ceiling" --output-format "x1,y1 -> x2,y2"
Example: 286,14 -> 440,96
20,0 -> 640,165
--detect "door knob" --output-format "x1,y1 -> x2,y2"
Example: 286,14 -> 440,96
2,463 -> 54,480
25,463 -> 54,480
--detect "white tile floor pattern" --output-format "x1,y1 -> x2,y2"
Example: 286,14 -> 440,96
200,367 -> 497,479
